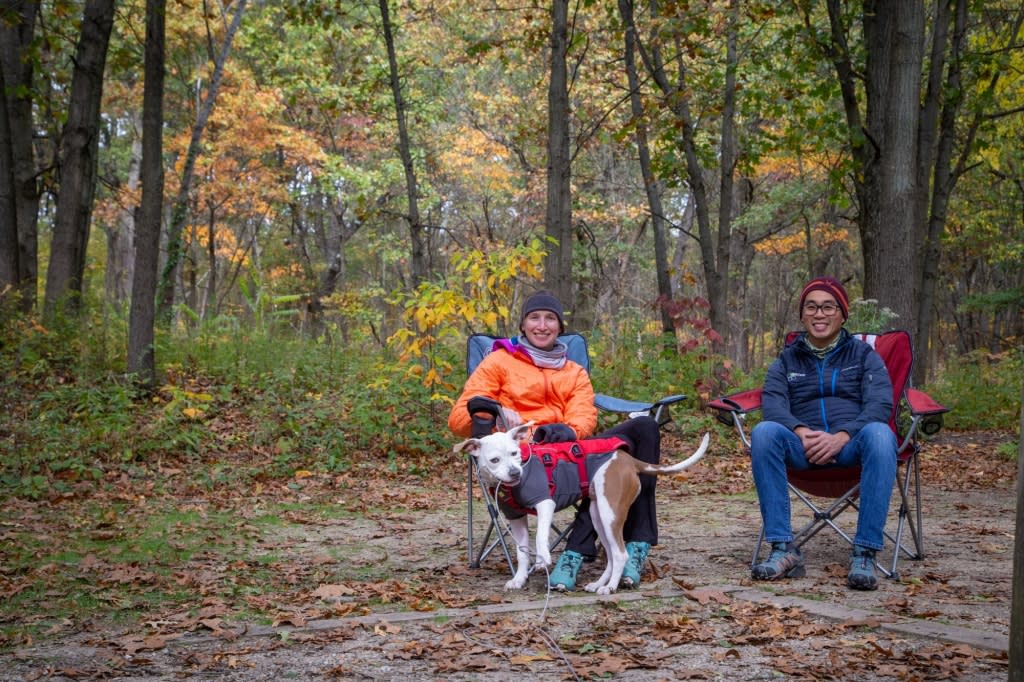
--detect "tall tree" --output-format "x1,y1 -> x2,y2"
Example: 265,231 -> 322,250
633,0 -> 741,340
43,0 -> 116,320
0,61 -> 18,297
378,0 -> 425,288
0,0 -> 40,312
544,0 -> 573,306
1012,384 -> 1024,680
618,0 -> 672,332
127,0 -> 166,387
156,0 -> 247,322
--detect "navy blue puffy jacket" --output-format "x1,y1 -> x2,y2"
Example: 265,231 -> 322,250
762,329 -> 894,437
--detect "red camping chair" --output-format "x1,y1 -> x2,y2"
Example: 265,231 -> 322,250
464,332 -> 687,574
708,330 -> 949,579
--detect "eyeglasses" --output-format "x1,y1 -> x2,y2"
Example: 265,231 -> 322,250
803,302 -> 840,316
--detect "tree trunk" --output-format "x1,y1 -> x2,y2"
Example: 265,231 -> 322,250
43,0 -> 116,321
106,116 -> 141,306
1011,382 -> 1024,681
915,0 -> 958,384
715,0 -> 739,347
635,0 -> 725,336
544,0 -> 573,307
0,63 -> 18,296
0,0 -> 41,312
618,0 -> 672,333
859,1 -> 923,330
127,0 -> 166,387
204,204 -> 216,320
157,0 -> 247,323
378,0 -> 426,289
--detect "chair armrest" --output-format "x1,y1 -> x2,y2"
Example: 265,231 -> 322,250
905,387 -> 949,417
902,387 -> 950,439
594,392 -> 687,429
707,388 -> 764,415
707,388 -> 763,450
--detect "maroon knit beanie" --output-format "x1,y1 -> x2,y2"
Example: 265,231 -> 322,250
799,277 -> 850,320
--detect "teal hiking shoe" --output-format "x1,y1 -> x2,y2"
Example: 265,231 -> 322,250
549,550 -> 583,591
847,546 -> 878,590
751,542 -> 805,580
621,541 -> 651,588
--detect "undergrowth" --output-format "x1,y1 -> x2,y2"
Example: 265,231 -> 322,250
1,308 -> 1019,501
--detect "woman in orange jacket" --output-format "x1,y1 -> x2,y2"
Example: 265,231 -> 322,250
449,290 -> 663,591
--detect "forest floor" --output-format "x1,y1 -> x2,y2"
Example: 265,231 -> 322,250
1,429 -> 1018,681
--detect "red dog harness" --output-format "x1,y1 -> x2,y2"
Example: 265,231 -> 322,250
497,437 -> 627,518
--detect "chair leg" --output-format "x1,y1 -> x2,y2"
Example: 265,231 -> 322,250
467,459 -> 516,574
467,460 -> 474,565
751,524 -> 767,570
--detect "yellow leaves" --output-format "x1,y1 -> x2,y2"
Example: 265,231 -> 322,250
977,146 -> 1001,172
438,126 -> 516,195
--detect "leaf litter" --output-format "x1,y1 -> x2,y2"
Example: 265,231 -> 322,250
0,429 -> 1016,680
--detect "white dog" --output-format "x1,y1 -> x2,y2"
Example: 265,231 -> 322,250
455,423 -> 710,593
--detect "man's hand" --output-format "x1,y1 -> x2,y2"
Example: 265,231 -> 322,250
796,428 -> 850,465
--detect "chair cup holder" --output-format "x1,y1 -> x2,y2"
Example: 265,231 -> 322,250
921,414 -> 943,436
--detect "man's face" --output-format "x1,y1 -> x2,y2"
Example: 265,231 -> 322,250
801,290 -> 844,348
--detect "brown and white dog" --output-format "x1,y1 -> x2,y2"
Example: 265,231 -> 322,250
455,424 -> 710,594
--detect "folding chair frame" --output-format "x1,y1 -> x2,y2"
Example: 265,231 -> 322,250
463,332 -> 687,574
709,330 -> 949,580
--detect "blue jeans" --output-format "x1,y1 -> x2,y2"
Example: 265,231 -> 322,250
750,421 -> 897,551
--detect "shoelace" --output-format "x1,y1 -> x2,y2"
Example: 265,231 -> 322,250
626,548 -> 647,572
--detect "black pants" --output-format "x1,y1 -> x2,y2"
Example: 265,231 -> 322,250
564,415 -> 661,556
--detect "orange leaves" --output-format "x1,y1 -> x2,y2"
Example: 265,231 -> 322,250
755,224 -> 851,256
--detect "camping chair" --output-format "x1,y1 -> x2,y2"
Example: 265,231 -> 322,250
465,332 -> 687,574
707,330 -> 949,580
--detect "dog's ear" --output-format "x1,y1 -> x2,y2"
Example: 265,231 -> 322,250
507,421 -> 534,443
453,438 -> 481,457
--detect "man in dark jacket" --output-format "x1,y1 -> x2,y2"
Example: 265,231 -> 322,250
750,277 -> 897,590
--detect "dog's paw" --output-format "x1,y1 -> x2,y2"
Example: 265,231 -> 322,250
535,550 -> 552,569
583,582 -> 601,593
504,578 -> 527,591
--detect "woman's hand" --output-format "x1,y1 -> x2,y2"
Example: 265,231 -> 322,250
500,407 -> 523,429
533,423 -> 576,443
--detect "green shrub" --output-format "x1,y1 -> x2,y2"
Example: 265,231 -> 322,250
929,346 -> 1022,431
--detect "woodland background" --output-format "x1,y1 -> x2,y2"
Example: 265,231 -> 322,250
0,0 -> 1021,379
0,0 -> 1023,674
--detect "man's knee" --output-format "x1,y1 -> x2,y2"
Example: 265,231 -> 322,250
859,422 -> 897,452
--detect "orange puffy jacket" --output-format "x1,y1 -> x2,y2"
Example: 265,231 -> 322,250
448,344 -> 597,439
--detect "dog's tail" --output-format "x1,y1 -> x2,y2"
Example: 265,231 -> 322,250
634,433 -> 710,475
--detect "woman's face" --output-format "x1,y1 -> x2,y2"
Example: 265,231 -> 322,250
521,310 -> 561,350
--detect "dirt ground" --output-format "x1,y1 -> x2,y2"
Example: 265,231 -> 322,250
2,430 -> 1018,680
